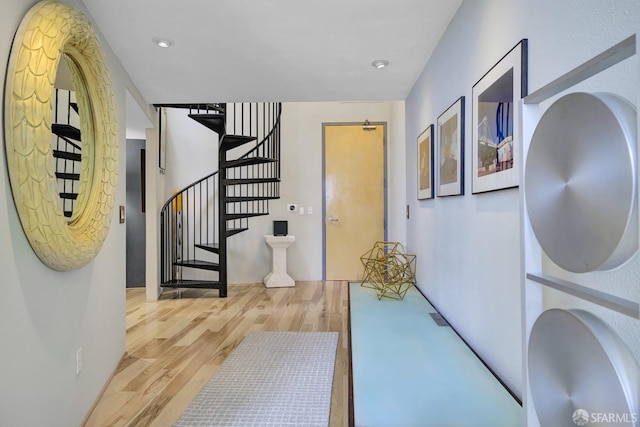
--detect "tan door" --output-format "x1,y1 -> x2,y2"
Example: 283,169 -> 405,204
324,123 -> 385,280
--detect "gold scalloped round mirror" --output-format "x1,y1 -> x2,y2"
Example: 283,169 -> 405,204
3,1 -> 118,271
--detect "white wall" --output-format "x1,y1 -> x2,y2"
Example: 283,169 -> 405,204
161,101 -> 405,284
405,0 -> 640,402
0,1 -> 153,425
405,0 -> 524,397
274,101 -> 402,282
388,101 -> 407,242
163,108 -> 220,200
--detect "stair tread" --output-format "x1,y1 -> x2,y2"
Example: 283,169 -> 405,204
223,157 -> 277,168
162,279 -> 223,289
52,124 -> 81,141
53,150 -> 81,161
226,196 -> 279,202
56,172 -> 80,180
189,113 -> 225,119
174,259 -> 220,271
224,177 -> 280,185
188,113 -> 225,135
227,228 -> 248,237
226,212 -> 269,220
195,243 -> 219,253
221,134 -> 257,151
157,103 -> 225,113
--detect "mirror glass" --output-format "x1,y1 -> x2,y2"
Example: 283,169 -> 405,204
53,54 -> 88,221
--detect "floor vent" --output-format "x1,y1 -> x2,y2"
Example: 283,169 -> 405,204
429,312 -> 449,327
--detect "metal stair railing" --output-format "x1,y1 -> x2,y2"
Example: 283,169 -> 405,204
224,103 -> 282,233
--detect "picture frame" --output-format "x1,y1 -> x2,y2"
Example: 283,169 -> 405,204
437,96 -> 465,197
471,39 -> 528,194
417,124 -> 434,200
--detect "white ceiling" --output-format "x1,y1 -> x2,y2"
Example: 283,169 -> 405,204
82,0 -> 462,104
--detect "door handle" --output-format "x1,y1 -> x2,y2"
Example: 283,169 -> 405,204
328,215 -> 340,224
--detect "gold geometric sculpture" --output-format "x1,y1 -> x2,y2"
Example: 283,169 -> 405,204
4,1 -> 118,270
360,241 -> 416,300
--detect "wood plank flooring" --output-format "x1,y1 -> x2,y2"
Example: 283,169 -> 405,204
83,281 -> 350,427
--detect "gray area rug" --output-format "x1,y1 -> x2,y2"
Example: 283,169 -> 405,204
174,331 -> 339,427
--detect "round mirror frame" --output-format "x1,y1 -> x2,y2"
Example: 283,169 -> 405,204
4,1 -> 118,271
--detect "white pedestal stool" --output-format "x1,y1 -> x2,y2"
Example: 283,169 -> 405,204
263,235 -> 295,288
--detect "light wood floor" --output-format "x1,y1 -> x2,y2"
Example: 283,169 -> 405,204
83,281 -> 350,427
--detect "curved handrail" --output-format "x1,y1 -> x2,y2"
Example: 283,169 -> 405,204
160,170 -> 219,214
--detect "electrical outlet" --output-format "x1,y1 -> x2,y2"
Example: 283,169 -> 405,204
299,207 -> 305,215
76,348 -> 83,376
307,207 -> 313,215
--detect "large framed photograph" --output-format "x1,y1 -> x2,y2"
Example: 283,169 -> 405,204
437,97 -> 464,197
417,125 -> 434,200
472,39 -> 528,193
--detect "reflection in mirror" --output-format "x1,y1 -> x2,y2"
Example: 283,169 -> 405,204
53,54 -> 83,221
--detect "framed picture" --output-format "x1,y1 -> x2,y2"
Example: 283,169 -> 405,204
472,39 -> 528,193
437,97 -> 464,197
417,125 -> 434,200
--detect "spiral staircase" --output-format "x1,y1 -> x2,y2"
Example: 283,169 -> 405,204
158,103 -> 283,297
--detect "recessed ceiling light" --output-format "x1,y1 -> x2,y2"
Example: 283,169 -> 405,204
371,59 -> 389,69
153,37 -> 174,48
